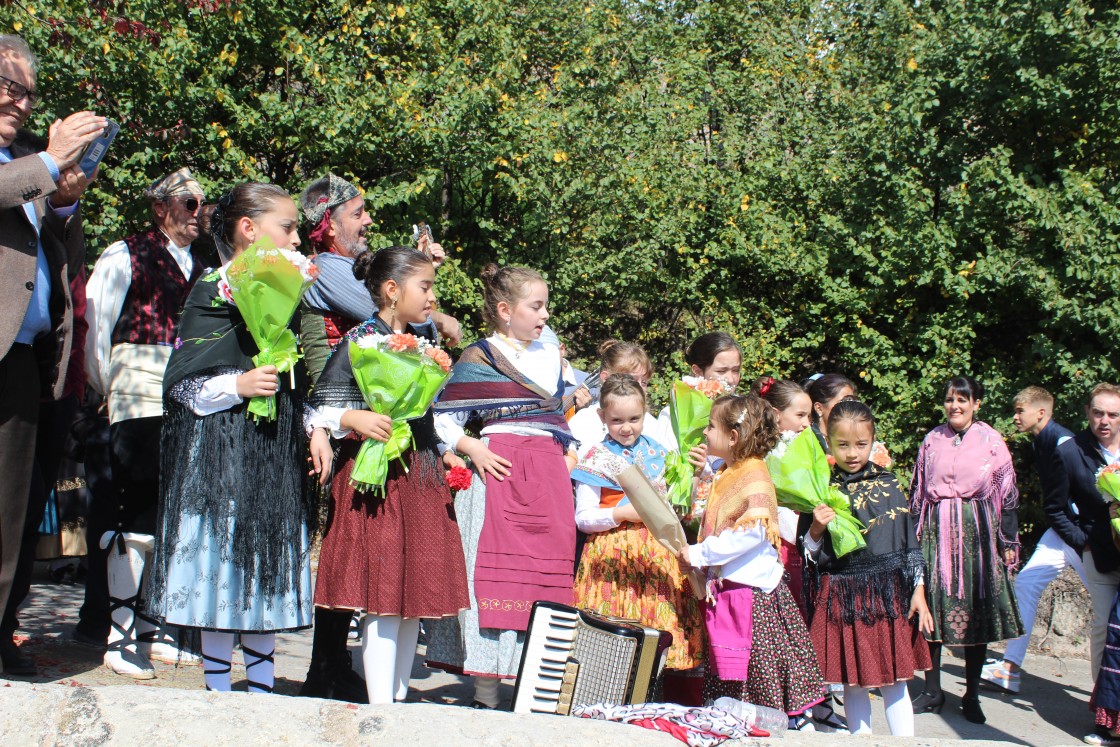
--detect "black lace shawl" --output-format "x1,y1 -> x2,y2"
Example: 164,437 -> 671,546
798,462 -> 926,626
145,277 -> 311,612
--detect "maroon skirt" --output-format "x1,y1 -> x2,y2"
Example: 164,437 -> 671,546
808,574 -> 931,687
314,440 -> 469,618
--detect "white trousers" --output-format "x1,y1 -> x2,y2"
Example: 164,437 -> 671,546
1084,549 -> 1120,681
1003,528 -> 1087,666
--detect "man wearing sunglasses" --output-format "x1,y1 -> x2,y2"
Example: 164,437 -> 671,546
80,167 -> 208,678
0,35 -> 105,677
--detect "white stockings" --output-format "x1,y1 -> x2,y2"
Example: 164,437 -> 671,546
201,631 -> 275,693
360,614 -> 420,704
842,681 -> 913,736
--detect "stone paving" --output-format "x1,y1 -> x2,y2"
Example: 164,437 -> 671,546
0,563 -> 1098,745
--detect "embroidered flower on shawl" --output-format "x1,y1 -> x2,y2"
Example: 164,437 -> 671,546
215,276 -> 235,306
870,441 -> 893,468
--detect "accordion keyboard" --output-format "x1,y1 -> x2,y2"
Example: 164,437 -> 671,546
513,604 -> 581,714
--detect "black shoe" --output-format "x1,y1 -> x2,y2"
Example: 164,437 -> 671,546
0,640 -> 37,676
912,690 -> 946,714
470,700 -> 499,710
298,661 -> 369,704
71,627 -> 108,651
961,695 -> 986,724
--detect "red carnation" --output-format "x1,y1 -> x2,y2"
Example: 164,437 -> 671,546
446,466 -> 474,492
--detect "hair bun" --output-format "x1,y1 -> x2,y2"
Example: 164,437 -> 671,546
352,250 -> 378,282
597,339 -> 621,358
480,262 -> 500,286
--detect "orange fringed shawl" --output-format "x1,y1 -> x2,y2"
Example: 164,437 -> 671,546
700,456 -> 781,551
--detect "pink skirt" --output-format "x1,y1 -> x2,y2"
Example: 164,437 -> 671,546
704,581 -> 754,680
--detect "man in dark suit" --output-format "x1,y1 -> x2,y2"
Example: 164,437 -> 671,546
1043,383 -> 1120,687
0,34 -> 105,675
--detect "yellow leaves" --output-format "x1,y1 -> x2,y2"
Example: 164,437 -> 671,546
222,137 -> 232,150
739,194 -> 751,211
882,102 -> 892,112
494,156 -> 510,168
906,57 -> 918,71
219,48 -> 238,66
958,260 -> 977,278
102,42 -> 110,54
274,67 -> 284,75
216,90 -> 226,103
233,9 -> 243,23
552,151 -> 569,163
218,128 -> 228,138
12,22 -> 23,32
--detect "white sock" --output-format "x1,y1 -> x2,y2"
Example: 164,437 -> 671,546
394,618 -> 420,701
881,681 -> 914,736
473,676 -> 501,708
843,685 -> 873,735
241,633 -> 275,694
201,631 -> 235,692
362,614 -> 402,704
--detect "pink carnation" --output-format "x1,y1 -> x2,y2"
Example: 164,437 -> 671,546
425,346 -> 453,372
386,333 -> 419,352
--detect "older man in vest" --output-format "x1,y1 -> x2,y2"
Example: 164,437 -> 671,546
82,168 -> 208,678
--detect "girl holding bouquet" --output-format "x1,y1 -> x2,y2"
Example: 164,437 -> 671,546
657,331 -> 743,452
908,376 -> 1023,724
754,377 -> 813,605
425,264 -> 578,710
572,373 -> 706,705
305,245 -> 469,704
799,400 -> 932,737
678,394 -> 825,720
146,183 -> 315,694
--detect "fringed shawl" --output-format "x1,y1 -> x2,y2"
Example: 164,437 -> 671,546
433,339 -> 576,450
701,457 -> 781,551
801,462 -> 925,626
909,421 -> 1020,595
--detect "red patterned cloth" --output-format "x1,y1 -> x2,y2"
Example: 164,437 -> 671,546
314,440 -> 469,618
111,227 -> 205,346
808,574 -> 931,687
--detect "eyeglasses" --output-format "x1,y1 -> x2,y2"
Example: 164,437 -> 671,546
0,75 -> 37,106
177,197 -> 202,211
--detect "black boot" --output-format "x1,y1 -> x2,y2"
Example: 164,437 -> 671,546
299,608 -> 368,703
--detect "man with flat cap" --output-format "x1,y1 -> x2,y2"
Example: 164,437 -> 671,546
80,167 -> 208,678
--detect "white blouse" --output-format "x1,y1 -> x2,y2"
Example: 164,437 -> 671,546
687,523 -> 785,593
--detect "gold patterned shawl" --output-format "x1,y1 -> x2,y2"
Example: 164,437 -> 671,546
700,457 -> 781,551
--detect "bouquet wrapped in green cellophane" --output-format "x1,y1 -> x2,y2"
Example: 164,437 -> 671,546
1097,463 -> 1120,536
663,376 -> 733,513
348,332 -> 453,494
765,429 -> 866,558
224,237 -> 318,421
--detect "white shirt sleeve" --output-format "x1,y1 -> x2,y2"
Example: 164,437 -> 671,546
187,373 -> 244,416
656,406 -> 677,450
435,410 -> 469,451
84,241 -> 131,395
687,523 -> 766,569
802,531 -> 824,562
574,483 -> 619,534
306,405 -> 351,439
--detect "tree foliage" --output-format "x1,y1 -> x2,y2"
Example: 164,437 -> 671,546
5,0 -> 1119,530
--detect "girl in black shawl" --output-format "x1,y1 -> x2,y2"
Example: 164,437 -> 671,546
145,183 -> 315,695
798,400 -> 933,736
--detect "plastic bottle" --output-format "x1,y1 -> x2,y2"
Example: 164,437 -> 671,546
713,696 -> 789,736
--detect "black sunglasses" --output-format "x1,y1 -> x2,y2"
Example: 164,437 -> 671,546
175,197 -> 202,211
0,74 -> 37,106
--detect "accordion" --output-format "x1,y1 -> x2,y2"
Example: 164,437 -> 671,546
511,601 -> 673,715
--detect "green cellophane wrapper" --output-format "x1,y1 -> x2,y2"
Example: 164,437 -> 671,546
764,429 -> 866,557
664,381 -> 715,512
226,237 -> 312,421
1097,468 -> 1120,536
348,340 -> 450,494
